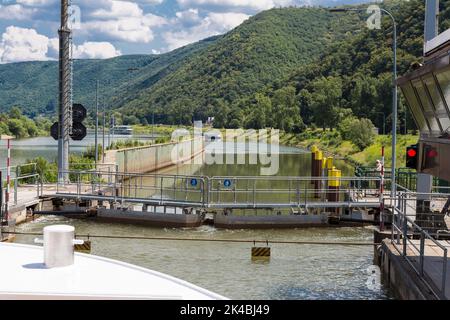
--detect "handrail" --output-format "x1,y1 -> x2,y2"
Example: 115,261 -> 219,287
391,191 -> 449,299
52,170 -> 383,210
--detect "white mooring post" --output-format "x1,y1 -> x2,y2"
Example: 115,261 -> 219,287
35,225 -> 83,268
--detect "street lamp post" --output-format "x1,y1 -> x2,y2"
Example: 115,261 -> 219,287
95,80 -> 99,167
152,111 -> 155,143
102,96 -> 106,162
329,7 -> 398,197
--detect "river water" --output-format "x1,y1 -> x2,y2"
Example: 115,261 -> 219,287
0,132 -> 155,167
8,136 -> 393,300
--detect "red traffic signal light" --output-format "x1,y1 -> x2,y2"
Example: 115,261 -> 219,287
407,148 -> 417,158
426,148 -> 438,158
422,144 -> 439,170
406,144 -> 418,170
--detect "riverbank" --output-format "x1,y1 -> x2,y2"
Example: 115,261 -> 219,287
280,129 -> 419,168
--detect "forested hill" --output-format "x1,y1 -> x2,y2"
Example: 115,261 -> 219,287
241,0 -> 450,134
2,0 -> 447,133
121,7 -> 361,124
121,0 -> 446,131
0,6 -> 357,123
0,36 -> 217,119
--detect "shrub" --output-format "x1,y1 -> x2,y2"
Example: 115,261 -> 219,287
344,118 -> 376,150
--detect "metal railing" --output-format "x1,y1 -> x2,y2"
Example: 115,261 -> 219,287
56,170 -> 208,208
208,176 -> 382,209
356,166 -> 450,193
1,163 -> 41,206
54,170 -> 383,210
391,191 -> 449,299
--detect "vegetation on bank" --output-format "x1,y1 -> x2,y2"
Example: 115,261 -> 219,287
280,129 -> 419,168
0,107 -> 51,138
19,135 -> 175,182
106,137 -> 170,151
21,153 -> 95,183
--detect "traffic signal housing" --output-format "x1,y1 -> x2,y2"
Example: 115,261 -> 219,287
70,104 -> 87,141
406,144 -> 419,170
421,144 -> 439,171
50,103 -> 87,141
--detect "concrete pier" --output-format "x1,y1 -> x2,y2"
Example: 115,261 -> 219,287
96,208 -> 203,228
214,213 -> 329,229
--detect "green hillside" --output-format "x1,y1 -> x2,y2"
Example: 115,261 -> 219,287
121,7 -> 361,124
245,0 -> 450,133
1,0 -> 445,134
0,36 -> 217,119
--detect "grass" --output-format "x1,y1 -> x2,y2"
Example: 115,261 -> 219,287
280,129 -> 419,168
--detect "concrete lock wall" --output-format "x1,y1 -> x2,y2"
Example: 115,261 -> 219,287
114,137 -> 204,174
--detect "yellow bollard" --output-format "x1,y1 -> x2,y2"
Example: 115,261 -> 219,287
328,169 -> 342,215
314,151 -> 323,198
328,168 -> 341,188
311,146 -> 318,178
322,157 -> 328,170
326,157 -> 334,171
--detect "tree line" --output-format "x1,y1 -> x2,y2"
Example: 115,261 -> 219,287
0,107 -> 51,138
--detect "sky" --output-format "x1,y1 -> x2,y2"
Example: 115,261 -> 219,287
0,0 -> 372,63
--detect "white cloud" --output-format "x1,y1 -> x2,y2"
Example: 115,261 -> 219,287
75,1 -> 167,43
164,12 -> 249,50
73,41 -> 121,59
90,1 -> 144,19
177,0 -> 295,10
0,26 -> 121,63
47,37 -> 59,58
134,0 -> 165,4
82,13 -> 167,43
175,8 -> 201,24
0,4 -> 37,20
16,0 -> 58,6
0,26 -> 49,63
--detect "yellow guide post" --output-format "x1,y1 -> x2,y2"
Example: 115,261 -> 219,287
328,169 -> 341,187
322,157 -> 328,170
315,150 -> 323,161
314,151 -> 323,198
326,157 -> 334,171
311,146 -> 319,178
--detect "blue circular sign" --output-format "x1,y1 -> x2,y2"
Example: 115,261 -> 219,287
190,178 -> 198,187
224,179 -> 232,188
